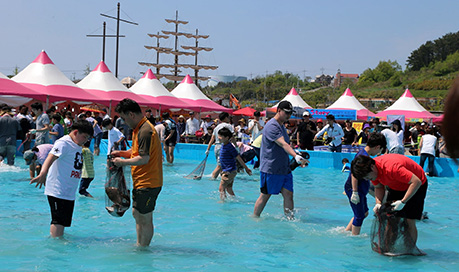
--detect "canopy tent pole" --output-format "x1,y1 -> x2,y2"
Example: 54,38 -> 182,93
109,100 -> 112,117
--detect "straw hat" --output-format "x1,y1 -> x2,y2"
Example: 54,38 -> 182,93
238,118 -> 246,124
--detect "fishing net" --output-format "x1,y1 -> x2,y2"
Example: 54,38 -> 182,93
105,154 -> 131,217
184,154 -> 208,180
370,202 -> 425,256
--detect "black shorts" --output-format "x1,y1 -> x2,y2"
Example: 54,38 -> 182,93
47,195 -> 75,227
165,139 -> 177,147
387,181 -> 428,220
132,187 -> 162,214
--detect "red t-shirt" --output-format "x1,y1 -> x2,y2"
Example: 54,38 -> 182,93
372,154 -> 427,191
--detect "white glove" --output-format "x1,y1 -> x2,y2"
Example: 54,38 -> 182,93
350,191 -> 360,205
295,155 -> 304,164
391,200 -> 405,211
29,129 -> 37,135
205,150 -> 209,156
373,203 -> 382,213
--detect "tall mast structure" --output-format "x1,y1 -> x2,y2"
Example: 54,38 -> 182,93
139,11 -> 217,86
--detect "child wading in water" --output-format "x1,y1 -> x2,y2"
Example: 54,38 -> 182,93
217,127 -> 252,201
344,132 -> 386,235
30,120 -> 94,238
79,140 -> 95,197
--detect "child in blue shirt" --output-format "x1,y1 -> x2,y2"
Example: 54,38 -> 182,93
218,127 -> 252,201
341,158 -> 351,172
49,114 -> 64,143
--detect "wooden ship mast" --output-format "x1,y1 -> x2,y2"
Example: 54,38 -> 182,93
139,11 -> 217,85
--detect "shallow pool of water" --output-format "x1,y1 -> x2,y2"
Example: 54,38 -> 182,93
0,156 -> 458,271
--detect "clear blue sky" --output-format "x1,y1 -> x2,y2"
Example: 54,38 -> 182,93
1,0 -> 458,82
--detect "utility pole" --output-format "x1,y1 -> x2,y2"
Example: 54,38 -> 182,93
100,2 -> 138,78
87,21 -> 125,62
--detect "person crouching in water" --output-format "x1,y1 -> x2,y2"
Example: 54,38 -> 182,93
344,132 -> 386,235
351,154 -> 428,250
217,127 -> 252,201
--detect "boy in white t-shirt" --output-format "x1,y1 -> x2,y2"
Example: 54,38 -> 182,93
30,120 -> 94,238
102,118 -> 125,155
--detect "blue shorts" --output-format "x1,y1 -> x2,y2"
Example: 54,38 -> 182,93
344,187 -> 369,227
260,172 -> 293,195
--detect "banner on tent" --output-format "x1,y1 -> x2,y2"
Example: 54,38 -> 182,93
387,115 -> 405,129
307,109 -> 357,120
266,108 -> 357,120
407,118 -> 424,123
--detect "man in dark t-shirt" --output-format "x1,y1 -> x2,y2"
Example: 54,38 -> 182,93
296,111 -> 317,150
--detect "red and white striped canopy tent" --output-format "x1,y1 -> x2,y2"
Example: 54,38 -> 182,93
12,50 -> 106,105
377,89 -> 441,122
0,72 -> 48,106
129,69 -> 193,111
171,75 -> 232,113
327,88 -> 375,120
271,87 -> 312,109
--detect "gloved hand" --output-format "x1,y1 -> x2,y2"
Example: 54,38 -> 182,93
373,203 -> 382,213
350,191 -> 360,204
295,155 -> 304,164
391,200 -> 405,211
29,129 -> 37,135
205,150 -> 209,156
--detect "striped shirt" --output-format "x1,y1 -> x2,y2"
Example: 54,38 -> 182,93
81,148 -> 95,178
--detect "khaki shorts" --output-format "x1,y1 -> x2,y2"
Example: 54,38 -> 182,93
221,170 -> 237,186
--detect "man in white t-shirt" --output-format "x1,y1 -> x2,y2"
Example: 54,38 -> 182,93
30,120 -> 94,238
184,111 -> 200,142
205,112 -> 235,179
247,111 -> 265,143
381,128 -> 404,154
101,118 -> 125,155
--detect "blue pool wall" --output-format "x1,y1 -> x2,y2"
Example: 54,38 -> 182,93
16,140 -> 459,178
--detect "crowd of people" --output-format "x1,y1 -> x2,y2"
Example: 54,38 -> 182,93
0,88 -> 456,253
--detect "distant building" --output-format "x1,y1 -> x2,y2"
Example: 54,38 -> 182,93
333,69 -> 359,88
121,77 -> 136,88
313,74 -> 334,86
208,75 -> 248,87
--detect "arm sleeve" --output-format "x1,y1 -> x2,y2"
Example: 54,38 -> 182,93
49,140 -> 65,158
115,128 -> 124,140
316,124 -> 328,137
137,128 -> 153,156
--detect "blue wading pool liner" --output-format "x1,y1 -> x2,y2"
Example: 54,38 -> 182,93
1,141 -> 457,271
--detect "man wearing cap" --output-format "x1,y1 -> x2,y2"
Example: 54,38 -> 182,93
314,119 -> 324,145
0,105 -> 20,165
296,110 -> 317,150
200,115 -> 214,136
314,114 -> 345,152
24,144 -> 53,178
253,101 -> 308,219
185,111 -> 200,143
